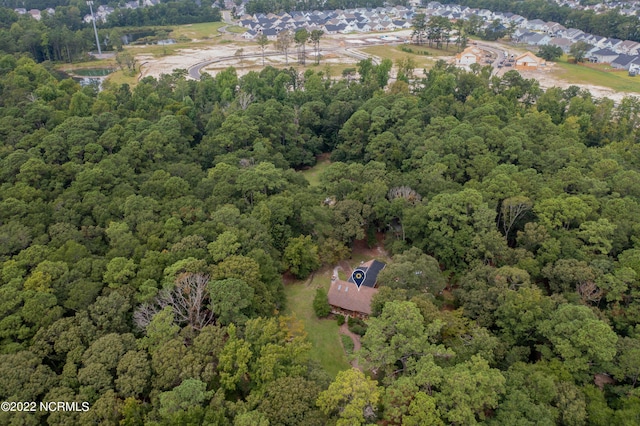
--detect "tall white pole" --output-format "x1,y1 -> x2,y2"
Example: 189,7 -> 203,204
87,1 -> 102,55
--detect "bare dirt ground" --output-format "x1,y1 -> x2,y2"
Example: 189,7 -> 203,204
496,64 -> 638,103
137,30 -> 638,101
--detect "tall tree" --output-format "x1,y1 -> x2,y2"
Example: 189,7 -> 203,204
256,34 -> 269,67
569,41 -> 593,63
411,13 -> 427,45
275,29 -> 293,65
316,369 -> 380,426
295,29 -> 309,66
309,29 -> 324,65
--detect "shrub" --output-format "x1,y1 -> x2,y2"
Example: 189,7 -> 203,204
347,317 -> 367,336
341,334 -> 354,354
313,288 -> 331,318
336,314 -> 345,326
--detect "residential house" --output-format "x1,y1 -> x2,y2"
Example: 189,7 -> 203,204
518,32 -> 551,46
515,51 -> 547,70
393,20 -> 411,29
618,40 -> 640,55
28,9 -> 41,20
526,19 -> 547,31
611,54 -> 640,70
327,260 -> 386,318
549,37 -> 573,53
602,38 -> 623,50
563,28 -> 585,40
262,28 -> 279,40
453,46 -> 483,67
544,21 -> 566,35
242,30 -> 257,39
590,48 -> 619,63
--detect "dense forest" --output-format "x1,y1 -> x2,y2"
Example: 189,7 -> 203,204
1,49 -> 640,425
442,0 -> 640,42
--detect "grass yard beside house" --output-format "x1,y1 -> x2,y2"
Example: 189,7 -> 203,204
284,270 -> 351,378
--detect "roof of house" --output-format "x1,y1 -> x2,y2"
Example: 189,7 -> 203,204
515,51 -> 546,63
328,279 -> 378,315
592,48 -> 619,56
347,259 -> 386,288
550,37 -> 572,46
612,54 -> 638,66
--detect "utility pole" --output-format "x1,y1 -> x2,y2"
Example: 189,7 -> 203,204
87,1 -> 102,55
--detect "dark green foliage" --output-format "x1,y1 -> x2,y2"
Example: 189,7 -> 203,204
1,45 -> 640,425
335,314 -> 345,326
538,45 -> 563,62
347,316 -> 367,336
442,0 -> 640,42
313,288 -> 331,318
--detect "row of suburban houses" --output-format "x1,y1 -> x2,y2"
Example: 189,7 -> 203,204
427,2 -> 640,73
239,6 -> 415,39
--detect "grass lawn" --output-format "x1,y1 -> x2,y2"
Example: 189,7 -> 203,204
168,22 -> 226,40
226,25 -> 246,34
104,69 -> 140,87
553,59 -> 640,93
283,270 -> 351,378
300,155 -> 331,187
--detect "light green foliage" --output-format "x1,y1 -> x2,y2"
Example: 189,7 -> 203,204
377,247 -> 445,295
437,356 -> 506,425
403,392 -> 444,426
209,278 -> 254,326
218,324 -> 252,392
208,231 -> 241,262
316,368 -> 380,426
535,196 -> 592,231
283,235 -> 321,279
103,257 -> 137,288
539,304 -> 618,374
359,301 -> 451,378
159,378 -> 213,418
406,188 -> 503,271
0,44 -> 639,425
115,350 -> 151,398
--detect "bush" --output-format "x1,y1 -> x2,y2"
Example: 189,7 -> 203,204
347,317 -> 367,336
313,288 -> 331,318
336,314 -> 345,326
341,334 -> 354,354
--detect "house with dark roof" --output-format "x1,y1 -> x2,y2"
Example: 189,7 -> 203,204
612,54 -> 640,70
327,259 -> 386,318
590,48 -> 619,63
549,37 -> 573,53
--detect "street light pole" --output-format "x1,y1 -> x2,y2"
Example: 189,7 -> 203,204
87,1 -> 102,55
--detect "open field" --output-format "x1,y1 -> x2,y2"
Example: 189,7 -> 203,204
168,21 -> 227,40
300,155 -> 331,187
284,270 -> 351,378
553,59 -> 640,93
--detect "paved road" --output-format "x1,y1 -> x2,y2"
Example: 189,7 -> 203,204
476,43 -> 506,75
221,10 -> 233,24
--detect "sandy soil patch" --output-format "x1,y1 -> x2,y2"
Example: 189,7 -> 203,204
135,31 -> 639,102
